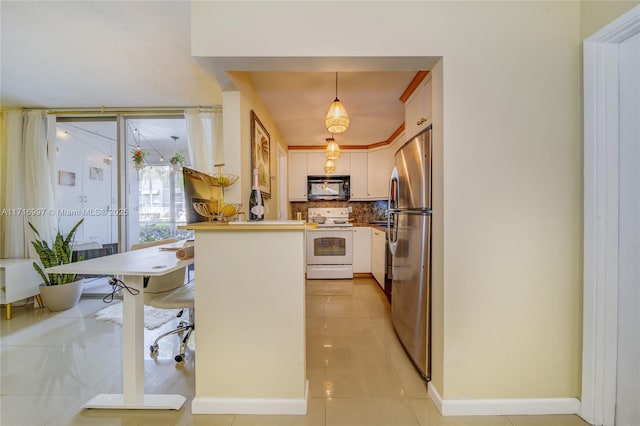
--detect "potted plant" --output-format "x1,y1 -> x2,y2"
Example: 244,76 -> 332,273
131,148 -> 146,170
29,219 -> 85,312
169,151 -> 186,171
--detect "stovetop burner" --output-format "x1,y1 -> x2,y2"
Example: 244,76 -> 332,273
308,207 -> 353,228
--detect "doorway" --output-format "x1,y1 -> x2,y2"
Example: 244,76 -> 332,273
278,145 -> 288,219
123,117 -> 191,249
582,5 -> 640,426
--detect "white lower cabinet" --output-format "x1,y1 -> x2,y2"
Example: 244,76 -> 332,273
352,227 -> 371,273
371,228 -> 386,289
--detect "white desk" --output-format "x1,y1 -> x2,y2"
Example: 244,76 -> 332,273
46,244 -> 194,410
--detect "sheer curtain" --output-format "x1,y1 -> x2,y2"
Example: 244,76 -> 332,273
184,108 -> 222,173
0,110 -> 57,259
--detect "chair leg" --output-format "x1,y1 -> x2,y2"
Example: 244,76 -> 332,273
175,324 -> 194,363
149,323 -> 194,361
149,308 -> 195,362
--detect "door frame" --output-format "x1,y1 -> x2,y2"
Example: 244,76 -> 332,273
581,6 -> 640,426
277,145 -> 288,219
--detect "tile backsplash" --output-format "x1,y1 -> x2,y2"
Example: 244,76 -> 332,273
291,200 -> 388,223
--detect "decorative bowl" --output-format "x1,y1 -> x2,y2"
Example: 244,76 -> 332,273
193,202 -> 243,222
200,173 -> 239,188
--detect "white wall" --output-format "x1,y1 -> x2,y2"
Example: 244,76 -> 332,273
191,1 -> 583,401
220,72 -> 289,221
580,0 -> 640,39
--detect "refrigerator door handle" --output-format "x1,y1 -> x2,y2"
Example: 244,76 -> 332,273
388,211 -> 398,256
388,167 -> 399,256
388,167 -> 399,212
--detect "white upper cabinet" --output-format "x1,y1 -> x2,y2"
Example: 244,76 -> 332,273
350,148 -> 393,201
307,152 -> 350,175
404,75 -> 432,140
349,152 -> 368,199
367,148 -> 393,199
288,152 -> 308,201
292,148 -> 394,202
333,152 -> 350,175
306,152 -> 326,176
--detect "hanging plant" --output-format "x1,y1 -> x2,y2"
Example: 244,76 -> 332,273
169,151 -> 186,171
131,148 -> 146,169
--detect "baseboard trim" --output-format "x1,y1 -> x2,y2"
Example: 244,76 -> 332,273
192,381 -> 308,415
428,382 -> 580,416
353,273 -> 373,278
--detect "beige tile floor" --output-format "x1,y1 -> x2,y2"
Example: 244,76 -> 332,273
0,277 -> 590,426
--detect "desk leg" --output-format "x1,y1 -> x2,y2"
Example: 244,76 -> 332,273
83,275 -> 186,410
122,275 -> 145,402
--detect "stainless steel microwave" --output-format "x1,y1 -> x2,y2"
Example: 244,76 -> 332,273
307,175 -> 350,201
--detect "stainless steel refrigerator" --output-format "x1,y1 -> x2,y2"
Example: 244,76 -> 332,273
388,125 -> 432,380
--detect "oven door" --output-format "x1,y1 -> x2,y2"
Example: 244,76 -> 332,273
306,228 -> 353,279
306,229 -> 353,265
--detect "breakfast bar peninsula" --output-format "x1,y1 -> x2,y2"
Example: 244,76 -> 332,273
184,220 -> 314,415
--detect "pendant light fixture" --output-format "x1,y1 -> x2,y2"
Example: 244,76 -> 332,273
325,136 -> 341,160
323,158 -> 336,174
325,72 -> 349,134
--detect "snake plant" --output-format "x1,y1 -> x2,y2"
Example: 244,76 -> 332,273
28,219 -> 84,286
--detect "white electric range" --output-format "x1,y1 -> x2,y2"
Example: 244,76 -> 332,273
306,207 -> 353,279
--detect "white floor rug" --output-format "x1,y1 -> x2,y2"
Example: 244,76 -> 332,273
94,302 -> 181,330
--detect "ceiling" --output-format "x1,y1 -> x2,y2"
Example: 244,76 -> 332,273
0,1 -> 428,148
248,71 -> 416,147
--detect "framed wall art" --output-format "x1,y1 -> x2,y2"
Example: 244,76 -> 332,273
250,110 -> 271,197
58,170 -> 76,186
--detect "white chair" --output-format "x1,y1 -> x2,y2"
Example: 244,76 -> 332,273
148,281 -> 194,363
131,239 -> 194,363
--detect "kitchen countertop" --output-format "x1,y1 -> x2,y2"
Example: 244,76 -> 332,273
183,221 -> 317,231
353,222 -> 389,233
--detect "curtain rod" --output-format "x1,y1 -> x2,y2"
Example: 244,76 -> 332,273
17,105 -> 221,115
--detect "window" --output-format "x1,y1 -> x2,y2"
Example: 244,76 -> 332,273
125,117 -> 192,247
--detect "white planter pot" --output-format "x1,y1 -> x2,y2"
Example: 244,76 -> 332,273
39,278 -> 84,312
